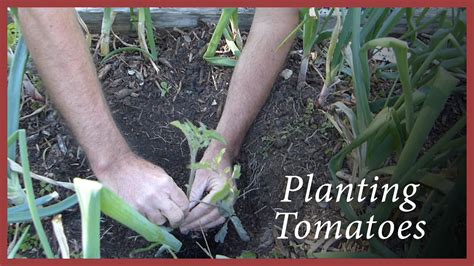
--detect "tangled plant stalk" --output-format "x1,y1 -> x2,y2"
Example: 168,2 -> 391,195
172,120 -> 249,243
171,120 -> 226,196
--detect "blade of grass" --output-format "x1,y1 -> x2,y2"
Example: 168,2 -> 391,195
376,8 -> 404,38
360,8 -> 387,42
298,9 -> 319,89
8,194 -> 78,223
361,37 -> 413,133
318,8 -> 342,106
8,191 -> 59,213
143,8 -> 158,61
412,33 -> 464,87
7,225 -> 31,259
8,37 -> 28,159
17,129 -> 54,258
392,67 -> 458,183
8,158 -> 75,190
100,46 -> 153,64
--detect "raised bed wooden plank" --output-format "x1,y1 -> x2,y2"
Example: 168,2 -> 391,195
76,8 -> 256,33
76,8 -> 442,34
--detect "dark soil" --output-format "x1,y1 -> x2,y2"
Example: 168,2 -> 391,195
14,21 -> 466,259
16,22 -> 343,258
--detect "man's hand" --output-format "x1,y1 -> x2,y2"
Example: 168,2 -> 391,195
180,146 -> 233,233
18,9 -> 189,228
96,152 -> 189,228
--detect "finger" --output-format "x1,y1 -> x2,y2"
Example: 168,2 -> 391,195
181,192 -> 214,227
155,198 -> 185,228
182,208 -> 221,232
188,170 -> 209,210
147,211 -> 167,226
169,183 -> 189,214
202,216 -> 226,230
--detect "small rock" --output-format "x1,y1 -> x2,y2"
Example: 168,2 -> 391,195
130,92 -> 139,97
115,88 -> 132,99
183,35 -> 192,43
280,69 -> 293,80
134,71 -> 144,86
211,99 -> 217,106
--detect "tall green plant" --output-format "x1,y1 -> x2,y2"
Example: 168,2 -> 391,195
203,8 -> 242,67
98,8 -> 157,61
320,8 -> 466,258
172,120 -> 249,243
171,120 -> 226,196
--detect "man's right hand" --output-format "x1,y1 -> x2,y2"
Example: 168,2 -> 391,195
95,152 -> 189,228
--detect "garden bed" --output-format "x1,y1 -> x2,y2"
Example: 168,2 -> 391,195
16,17 -> 466,258
19,22 -> 344,258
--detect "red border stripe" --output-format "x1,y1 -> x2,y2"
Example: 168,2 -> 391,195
2,1 -> 472,265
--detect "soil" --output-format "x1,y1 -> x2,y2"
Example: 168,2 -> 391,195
14,21 -> 466,259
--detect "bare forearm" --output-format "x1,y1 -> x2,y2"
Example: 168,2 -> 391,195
213,8 -> 299,158
18,8 -> 130,174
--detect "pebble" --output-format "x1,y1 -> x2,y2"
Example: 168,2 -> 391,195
115,88 -> 133,99
280,69 -> 293,80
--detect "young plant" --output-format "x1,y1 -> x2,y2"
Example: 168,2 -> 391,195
98,8 -> 116,56
172,120 -> 249,243
277,8 -> 335,89
97,8 -> 160,73
191,149 -> 250,243
137,8 -> 158,61
171,120 -> 226,196
203,8 -> 243,67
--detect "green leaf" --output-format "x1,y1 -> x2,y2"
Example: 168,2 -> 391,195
143,8 -> 158,61
214,222 -> 228,243
203,8 -> 239,67
7,225 -> 31,259
8,195 -> 78,223
190,162 -> 212,171
232,164 -> 241,180
205,130 -> 227,144
238,250 -> 257,259
8,37 -> 28,159
230,216 -> 250,242
8,192 -> 59,214
419,173 -> 455,194
17,130 -> 54,258
214,148 -> 226,166
100,46 -> 152,64
211,182 -> 232,204
74,178 -> 102,258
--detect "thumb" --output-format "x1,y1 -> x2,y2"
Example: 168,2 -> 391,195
188,170 -> 209,210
